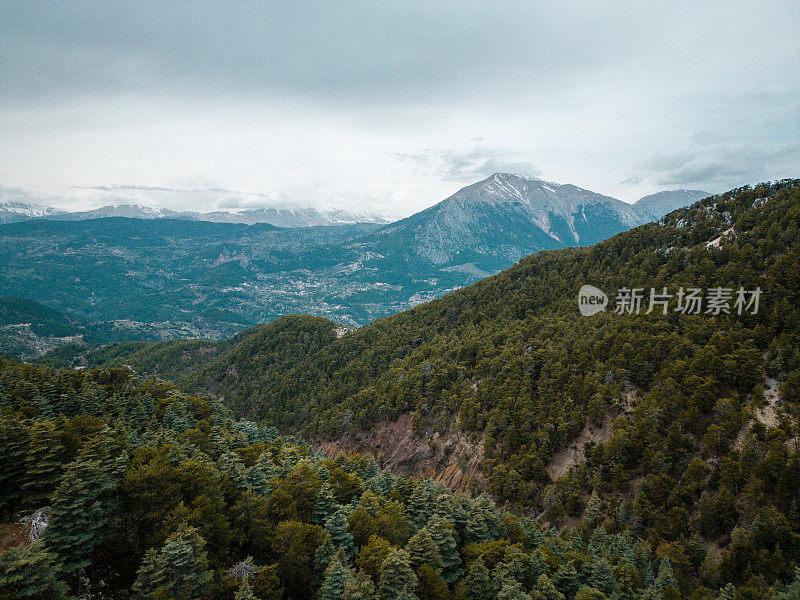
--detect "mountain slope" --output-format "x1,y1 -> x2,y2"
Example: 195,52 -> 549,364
0,174 -> 676,331
78,180 -> 800,592
0,200 -> 64,224
356,173 -> 644,276
634,189 -> 710,220
48,204 -> 390,227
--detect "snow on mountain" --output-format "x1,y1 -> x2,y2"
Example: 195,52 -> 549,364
633,189 -> 711,220
0,201 -> 64,223
363,173 -> 646,271
42,204 -> 389,227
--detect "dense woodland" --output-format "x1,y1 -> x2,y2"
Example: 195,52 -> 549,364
1,359 -> 773,600
6,180 -> 800,598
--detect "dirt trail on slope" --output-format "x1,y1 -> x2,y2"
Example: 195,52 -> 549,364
545,383 -> 635,481
546,413 -> 616,481
315,412 -> 487,493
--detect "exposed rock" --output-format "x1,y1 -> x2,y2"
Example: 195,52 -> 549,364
315,412 -> 487,493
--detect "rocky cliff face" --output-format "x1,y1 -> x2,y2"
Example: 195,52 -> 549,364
315,412 -> 487,493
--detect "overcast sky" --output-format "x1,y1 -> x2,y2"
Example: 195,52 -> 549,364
1,1 -> 798,217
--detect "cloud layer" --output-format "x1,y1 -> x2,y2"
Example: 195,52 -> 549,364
1,1 -> 798,213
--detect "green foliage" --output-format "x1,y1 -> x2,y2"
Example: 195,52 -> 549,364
378,548 -> 418,600
6,181 -> 800,599
132,525 -> 213,599
0,542 -> 70,600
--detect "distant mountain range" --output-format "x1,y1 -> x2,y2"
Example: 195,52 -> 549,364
0,174 -> 711,336
0,180 -> 706,228
0,200 -> 390,227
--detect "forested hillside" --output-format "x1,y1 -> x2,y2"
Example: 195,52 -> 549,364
69,180 -> 800,597
2,359 -> 768,600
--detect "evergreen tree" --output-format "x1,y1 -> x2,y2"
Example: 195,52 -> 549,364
320,553 -> 356,600
0,417 -> 28,521
246,461 -> 270,495
405,528 -> 443,571
461,555 -> 494,600
313,482 -> 338,524
326,509 -> 357,559
132,525 -> 213,599
552,562 -> 579,599
581,559 -> 616,597
78,380 -> 104,416
583,492 -> 601,527
41,461 -> 107,575
407,482 -> 433,529
574,586 -> 607,600
23,420 -> 66,504
235,579 -> 258,600
529,549 -> 549,583
377,548 -> 418,600
530,575 -> 565,600
367,474 -> 389,495
343,572 -> 377,600
218,450 -> 248,489
414,563 -> 450,600
0,542 -> 70,600
653,557 -> 679,596
716,584 -> 736,600
314,534 -> 338,584
497,580 -> 533,600
131,548 -> 160,599
426,513 -> 462,583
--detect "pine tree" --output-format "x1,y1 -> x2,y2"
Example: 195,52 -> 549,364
0,542 -> 70,600
132,525 -> 213,599
574,586 -> 607,600
343,572 -> 377,600
246,461 -> 270,495
235,579 -> 258,600
407,482 -> 433,529
404,528 -> 443,571
0,417 -> 28,521
23,420 -> 66,504
326,509 -> 357,560
218,450 -> 248,489
78,380 -> 104,416
320,553 -> 356,600
497,580 -> 533,600
529,549 -> 549,583
581,559 -> 616,597
552,562 -> 579,599
653,557 -> 678,596
426,513 -> 462,584
313,482 -> 338,524
315,534 -> 338,584
716,584 -> 736,600
131,548 -> 160,599
530,575 -> 565,600
461,555 -> 494,600
377,548 -> 417,600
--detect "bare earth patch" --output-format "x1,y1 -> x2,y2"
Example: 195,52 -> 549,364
315,412 -> 487,493
0,523 -> 29,553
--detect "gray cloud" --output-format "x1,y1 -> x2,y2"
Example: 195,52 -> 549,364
637,142 -> 800,189
0,2 -> 654,110
396,147 -> 540,182
0,1 -> 798,211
